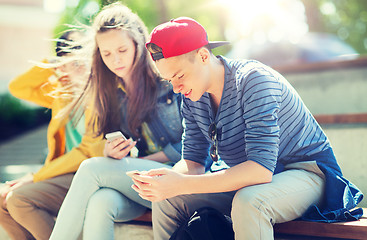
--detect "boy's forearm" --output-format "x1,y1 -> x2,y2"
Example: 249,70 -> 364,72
172,159 -> 205,175
181,160 -> 273,195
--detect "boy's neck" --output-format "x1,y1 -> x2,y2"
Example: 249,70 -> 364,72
207,56 -> 225,109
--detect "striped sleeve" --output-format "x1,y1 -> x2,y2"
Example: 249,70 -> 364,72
241,70 -> 282,172
181,98 -> 210,165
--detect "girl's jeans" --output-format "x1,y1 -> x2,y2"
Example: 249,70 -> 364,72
50,157 -> 170,240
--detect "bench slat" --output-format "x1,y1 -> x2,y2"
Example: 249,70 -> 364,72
132,210 -> 152,222
273,208 -> 367,240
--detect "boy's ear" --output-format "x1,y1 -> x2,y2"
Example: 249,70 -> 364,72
197,47 -> 210,63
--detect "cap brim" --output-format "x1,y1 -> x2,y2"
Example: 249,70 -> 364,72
208,41 -> 230,50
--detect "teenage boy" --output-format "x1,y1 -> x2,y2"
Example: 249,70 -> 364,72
130,17 -> 363,239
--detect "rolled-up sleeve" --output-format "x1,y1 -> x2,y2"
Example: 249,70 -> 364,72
241,72 -> 282,172
162,141 -> 182,163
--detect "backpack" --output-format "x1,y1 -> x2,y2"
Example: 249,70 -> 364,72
169,207 -> 235,240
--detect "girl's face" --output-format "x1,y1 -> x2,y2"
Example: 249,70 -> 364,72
96,29 -> 136,83
57,55 -> 86,87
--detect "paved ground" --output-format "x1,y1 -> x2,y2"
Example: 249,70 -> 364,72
0,124 -> 47,181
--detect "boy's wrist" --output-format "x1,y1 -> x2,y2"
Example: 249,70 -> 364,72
180,174 -> 197,195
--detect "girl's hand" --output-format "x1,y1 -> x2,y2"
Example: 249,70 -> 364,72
103,138 -> 137,159
1,173 -> 34,207
130,168 -> 186,202
58,75 -> 71,87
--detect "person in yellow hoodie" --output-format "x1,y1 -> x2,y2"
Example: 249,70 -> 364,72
0,30 -> 105,240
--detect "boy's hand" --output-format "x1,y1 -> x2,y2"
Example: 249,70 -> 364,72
103,138 -> 136,159
129,168 -> 185,202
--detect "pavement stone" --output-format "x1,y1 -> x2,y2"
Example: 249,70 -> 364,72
0,124 -> 47,166
0,125 -> 47,181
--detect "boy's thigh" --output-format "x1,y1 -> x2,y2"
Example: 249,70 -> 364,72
157,191 -> 236,218
233,166 -> 324,224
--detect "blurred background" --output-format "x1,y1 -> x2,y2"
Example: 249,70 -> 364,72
1,0 -> 366,139
0,0 -> 366,206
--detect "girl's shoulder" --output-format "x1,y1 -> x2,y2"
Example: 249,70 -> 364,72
156,78 -> 181,104
156,78 -> 173,96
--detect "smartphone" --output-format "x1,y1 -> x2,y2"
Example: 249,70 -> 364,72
126,170 -> 141,178
105,131 -> 127,141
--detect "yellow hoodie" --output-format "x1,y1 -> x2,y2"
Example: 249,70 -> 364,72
8,63 -> 105,182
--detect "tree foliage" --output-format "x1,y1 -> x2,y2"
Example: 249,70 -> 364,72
53,0 -> 230,55
0,93 -> 51,142
301,0 -> 367,54
54,0 -> 367,55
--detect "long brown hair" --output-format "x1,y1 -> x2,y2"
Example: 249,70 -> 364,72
71,3 -> 159,137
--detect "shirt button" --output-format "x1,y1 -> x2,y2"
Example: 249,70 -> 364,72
167,99 -> 172,104
160,137 -> 165,141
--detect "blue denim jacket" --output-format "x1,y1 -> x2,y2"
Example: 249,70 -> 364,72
117,80 -> 183,163
300,148 -> 364,223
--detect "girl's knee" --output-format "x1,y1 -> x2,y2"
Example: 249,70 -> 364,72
0,195 -> 10,221
79,157 -> 104,169
90,189 -> 121,207
4,190 -> 29,217
86,189 -> 121,219
79,157 -> 130,173
77,157 -> 110,176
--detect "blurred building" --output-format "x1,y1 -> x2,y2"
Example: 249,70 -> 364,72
0,0 -> 60,93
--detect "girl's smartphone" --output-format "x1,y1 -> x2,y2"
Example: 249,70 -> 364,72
105,131 -> 127,141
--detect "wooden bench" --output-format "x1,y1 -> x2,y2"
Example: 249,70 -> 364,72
273,208 -> 367,240
0,203 -> 364,239
132,208 -> 367,240
132,210 -> 152,222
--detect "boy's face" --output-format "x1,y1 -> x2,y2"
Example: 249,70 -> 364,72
155,51 -> 210,101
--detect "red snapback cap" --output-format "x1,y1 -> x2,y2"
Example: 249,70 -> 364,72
146,17 -> 229,61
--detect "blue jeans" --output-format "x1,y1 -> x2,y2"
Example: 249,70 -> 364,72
49,157 -> 170,240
